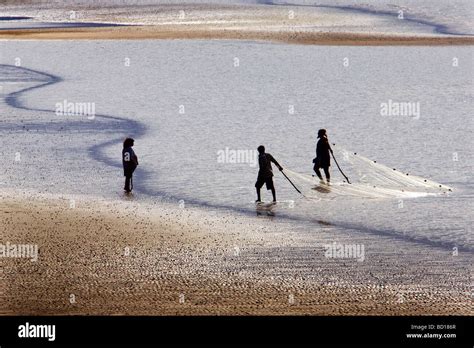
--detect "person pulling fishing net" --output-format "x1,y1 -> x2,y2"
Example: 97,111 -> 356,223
313,129 -> 333,184
255,145 -> 283,203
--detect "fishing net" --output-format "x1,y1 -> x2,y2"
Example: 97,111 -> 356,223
284,144 -> 452,200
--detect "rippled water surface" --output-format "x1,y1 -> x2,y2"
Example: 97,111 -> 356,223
1,40 -> 472,250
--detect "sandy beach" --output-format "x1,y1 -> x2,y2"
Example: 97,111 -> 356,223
1,190 -> 471,315
2,26 -> 473,45
1,3 -> 473,45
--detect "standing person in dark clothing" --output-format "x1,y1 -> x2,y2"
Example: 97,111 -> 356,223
313,129 -> 333,184
122,138 -> 138,193
255,145 -> 283,203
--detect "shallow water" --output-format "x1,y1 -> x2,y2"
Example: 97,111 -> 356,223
267,0 -> 474,35
0,40 -> 472,251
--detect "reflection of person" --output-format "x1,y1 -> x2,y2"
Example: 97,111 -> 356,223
255,145 -> 283,203
313,129 -> 333,184
122,138 -> 138,193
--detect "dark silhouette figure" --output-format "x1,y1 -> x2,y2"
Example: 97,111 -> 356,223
313,129 -> 333,184
255,145 -> 283,203
122,138 -> 138,193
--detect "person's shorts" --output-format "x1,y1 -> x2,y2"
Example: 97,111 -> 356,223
313,159 -> 329,171
255,176 -> 274,190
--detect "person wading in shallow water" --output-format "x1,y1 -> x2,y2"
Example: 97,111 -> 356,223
255,145 -> 283,203
313,129 -> 333,184
122,137 -> 138,193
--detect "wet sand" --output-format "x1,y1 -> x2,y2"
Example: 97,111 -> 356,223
0,191 -> 471,315
2,26 -> 473,45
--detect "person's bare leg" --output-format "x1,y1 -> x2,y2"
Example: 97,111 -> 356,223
315,167 -> 323,180
271,187 -> 276,202
256,188 -> 261,202
324,167 -> 330,183
124,175 -> 132,192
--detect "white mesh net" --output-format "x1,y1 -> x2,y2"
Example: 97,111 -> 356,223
284,144 -> 452,200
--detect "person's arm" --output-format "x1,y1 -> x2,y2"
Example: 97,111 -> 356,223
269,154 -> 283,171
324,137 -> 333,154
131,149 -> 138,165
